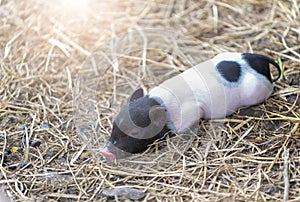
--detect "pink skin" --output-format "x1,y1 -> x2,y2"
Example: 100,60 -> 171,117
99,147 -> 116,161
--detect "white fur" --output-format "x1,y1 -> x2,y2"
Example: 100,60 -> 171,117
149,53 -> 273,132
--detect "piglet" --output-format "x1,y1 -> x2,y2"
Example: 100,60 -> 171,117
100,52 -> 281,160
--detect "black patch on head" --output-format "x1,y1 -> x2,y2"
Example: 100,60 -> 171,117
109,94 -> 171,156
128,95 -> 159,128
216,61 -> 241,82
242,53 -> 272,82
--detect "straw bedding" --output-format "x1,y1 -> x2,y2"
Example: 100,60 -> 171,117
0,0 -> 299,201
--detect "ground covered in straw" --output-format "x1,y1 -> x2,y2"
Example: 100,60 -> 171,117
0,0 -> 299,201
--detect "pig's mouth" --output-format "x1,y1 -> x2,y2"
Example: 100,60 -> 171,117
99,141 -> 131,161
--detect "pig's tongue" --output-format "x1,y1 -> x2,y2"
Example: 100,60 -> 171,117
99,147 -> 116,161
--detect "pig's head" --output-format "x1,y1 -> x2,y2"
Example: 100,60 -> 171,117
100,88 -> 170,160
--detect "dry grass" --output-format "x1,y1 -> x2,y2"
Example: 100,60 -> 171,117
0,0 -> 300,201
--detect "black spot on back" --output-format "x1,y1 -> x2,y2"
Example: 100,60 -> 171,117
242,53 -> 272,82
216,61 -> 241,82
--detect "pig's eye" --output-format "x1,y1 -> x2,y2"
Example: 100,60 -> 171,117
132,132 -> 138,136
113,140 -> 117,145
131,129 -> 139,136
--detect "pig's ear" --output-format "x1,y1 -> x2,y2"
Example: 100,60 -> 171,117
129,88 -> 144,102
148,106 -> 167,129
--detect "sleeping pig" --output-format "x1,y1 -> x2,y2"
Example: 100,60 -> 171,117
100,52 -> 281,160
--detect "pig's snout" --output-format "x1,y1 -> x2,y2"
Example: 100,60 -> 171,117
99,147 -> 116,161
100,141 -> 131,160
